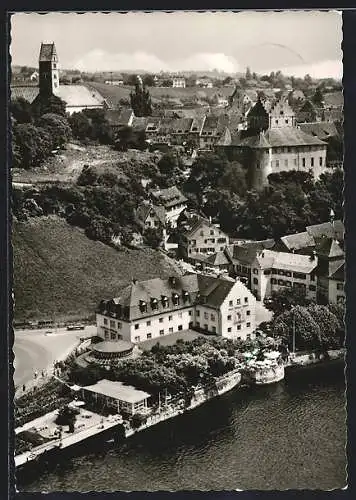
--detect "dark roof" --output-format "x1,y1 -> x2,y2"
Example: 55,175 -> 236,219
151,186 -> 187,208
170,118 -> 194,133
11,86 -> 40,104
106,108 -> 133,126
106,274 -> 200,320
315,237 -> 344,259
329,261 -> 344,280
197,275 -> 242,308
39,42 -> 57,62
298,121 -> 340,141
205,252 -> 230,266
136,204 -> 166,226
247,98 -> 269,119
229,245 -> 259,265
306,220 -> 344,241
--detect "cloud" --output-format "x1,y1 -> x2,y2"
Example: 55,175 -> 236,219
276,59 -> 342,79
71,50 -> 240,73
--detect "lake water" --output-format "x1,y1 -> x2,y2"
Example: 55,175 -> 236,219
17,362 -> 347,492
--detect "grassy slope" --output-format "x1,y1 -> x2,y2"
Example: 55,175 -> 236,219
13,216 -> 179,322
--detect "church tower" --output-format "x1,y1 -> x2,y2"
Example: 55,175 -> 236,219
39,42 -> 59,96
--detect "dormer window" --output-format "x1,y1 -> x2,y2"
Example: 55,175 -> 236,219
161,296 -> 169,307
172,293 -> 180,305
139,300 -> 147,313
151,298 -> 158,310
182,290 -> 190,302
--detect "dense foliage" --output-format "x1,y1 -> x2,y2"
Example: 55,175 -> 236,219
184,155 -> 343,239
11,96 -> 71,169
273,304 -> 344,351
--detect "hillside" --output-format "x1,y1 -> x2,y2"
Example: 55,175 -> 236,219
13,216 -> 180,322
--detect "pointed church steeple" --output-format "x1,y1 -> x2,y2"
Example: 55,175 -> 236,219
39,42 -> 59,96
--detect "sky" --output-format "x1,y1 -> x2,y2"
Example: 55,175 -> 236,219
10,11 -> 342,78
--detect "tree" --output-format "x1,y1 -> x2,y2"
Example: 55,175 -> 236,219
130,76 -> 152,117
273,305 -> 320,351
245,67 -> 252,80
11,97 -> 33,124
13,123 -> 52,169
38,113 -> 72,149
312,87 -> 324,107
143,74 -> 155,87
55,405 -> 79,433
307,305 -> 341,350
32,94 -> 67,119
264,287 -> 313,317
143,226 -> 163,249
131,412 -> 147,429
69,112 -> 92,140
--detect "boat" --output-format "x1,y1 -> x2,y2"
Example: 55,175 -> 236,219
242,351 -> 285,386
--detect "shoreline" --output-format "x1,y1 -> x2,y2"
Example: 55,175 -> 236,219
15,354 -> 344,472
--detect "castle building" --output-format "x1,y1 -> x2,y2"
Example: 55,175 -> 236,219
96,274 -> 257,343
216,97 -> 328,190
11,42 -> 107,115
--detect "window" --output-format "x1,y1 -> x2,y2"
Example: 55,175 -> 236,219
168,315 -> 173,321
169,327 -> 173,333
311,157 -> 314,167
227,315 -> 232,321
337,283 -> 344,291
253,278 -> 258,285
285,119 -> 289,125
147,333 -> 152,339
309,285 -> 316,291
204,312 -> 208,320
285,281 -> 292,287
212,326 -> 216,333
229,300 -> 233,307
103,318 -> 108,325
253,268 -> 258,274
247,322 -> 251,328
159,318 -> 163,323
244,297 -> 248,304
189,310 -> 192,316
319,156 -> 323,166
210,230 -> 214,235
285,271 -> 291,277
285,159 -> 288,167
196,310 -> 200,317
196,321 -> 200,328
178,312 -> 183,318
135,336 -> 140,342
237,324 -> 241,331
110,332 -> 116,340
278,279 -> 285,286
276,120 -> 279,125
135,324 -> 139,330
228,327 -> 232,333
302,158 -> 306,167
117,322 -> 122,329
236,299 -> 241,305
246,310 -> 251,316
310,274 -> 315,282
211,314 -> 215,321
278,270 -> 285,276
271,278 -> 277,284
294,158 -> 297,166
159,330 -> 164,336
293,272 -> 307,280
276,160 -> 279,168
146,320 -> 151,326
264,270 -> 271,275
53,63 -> 56,68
